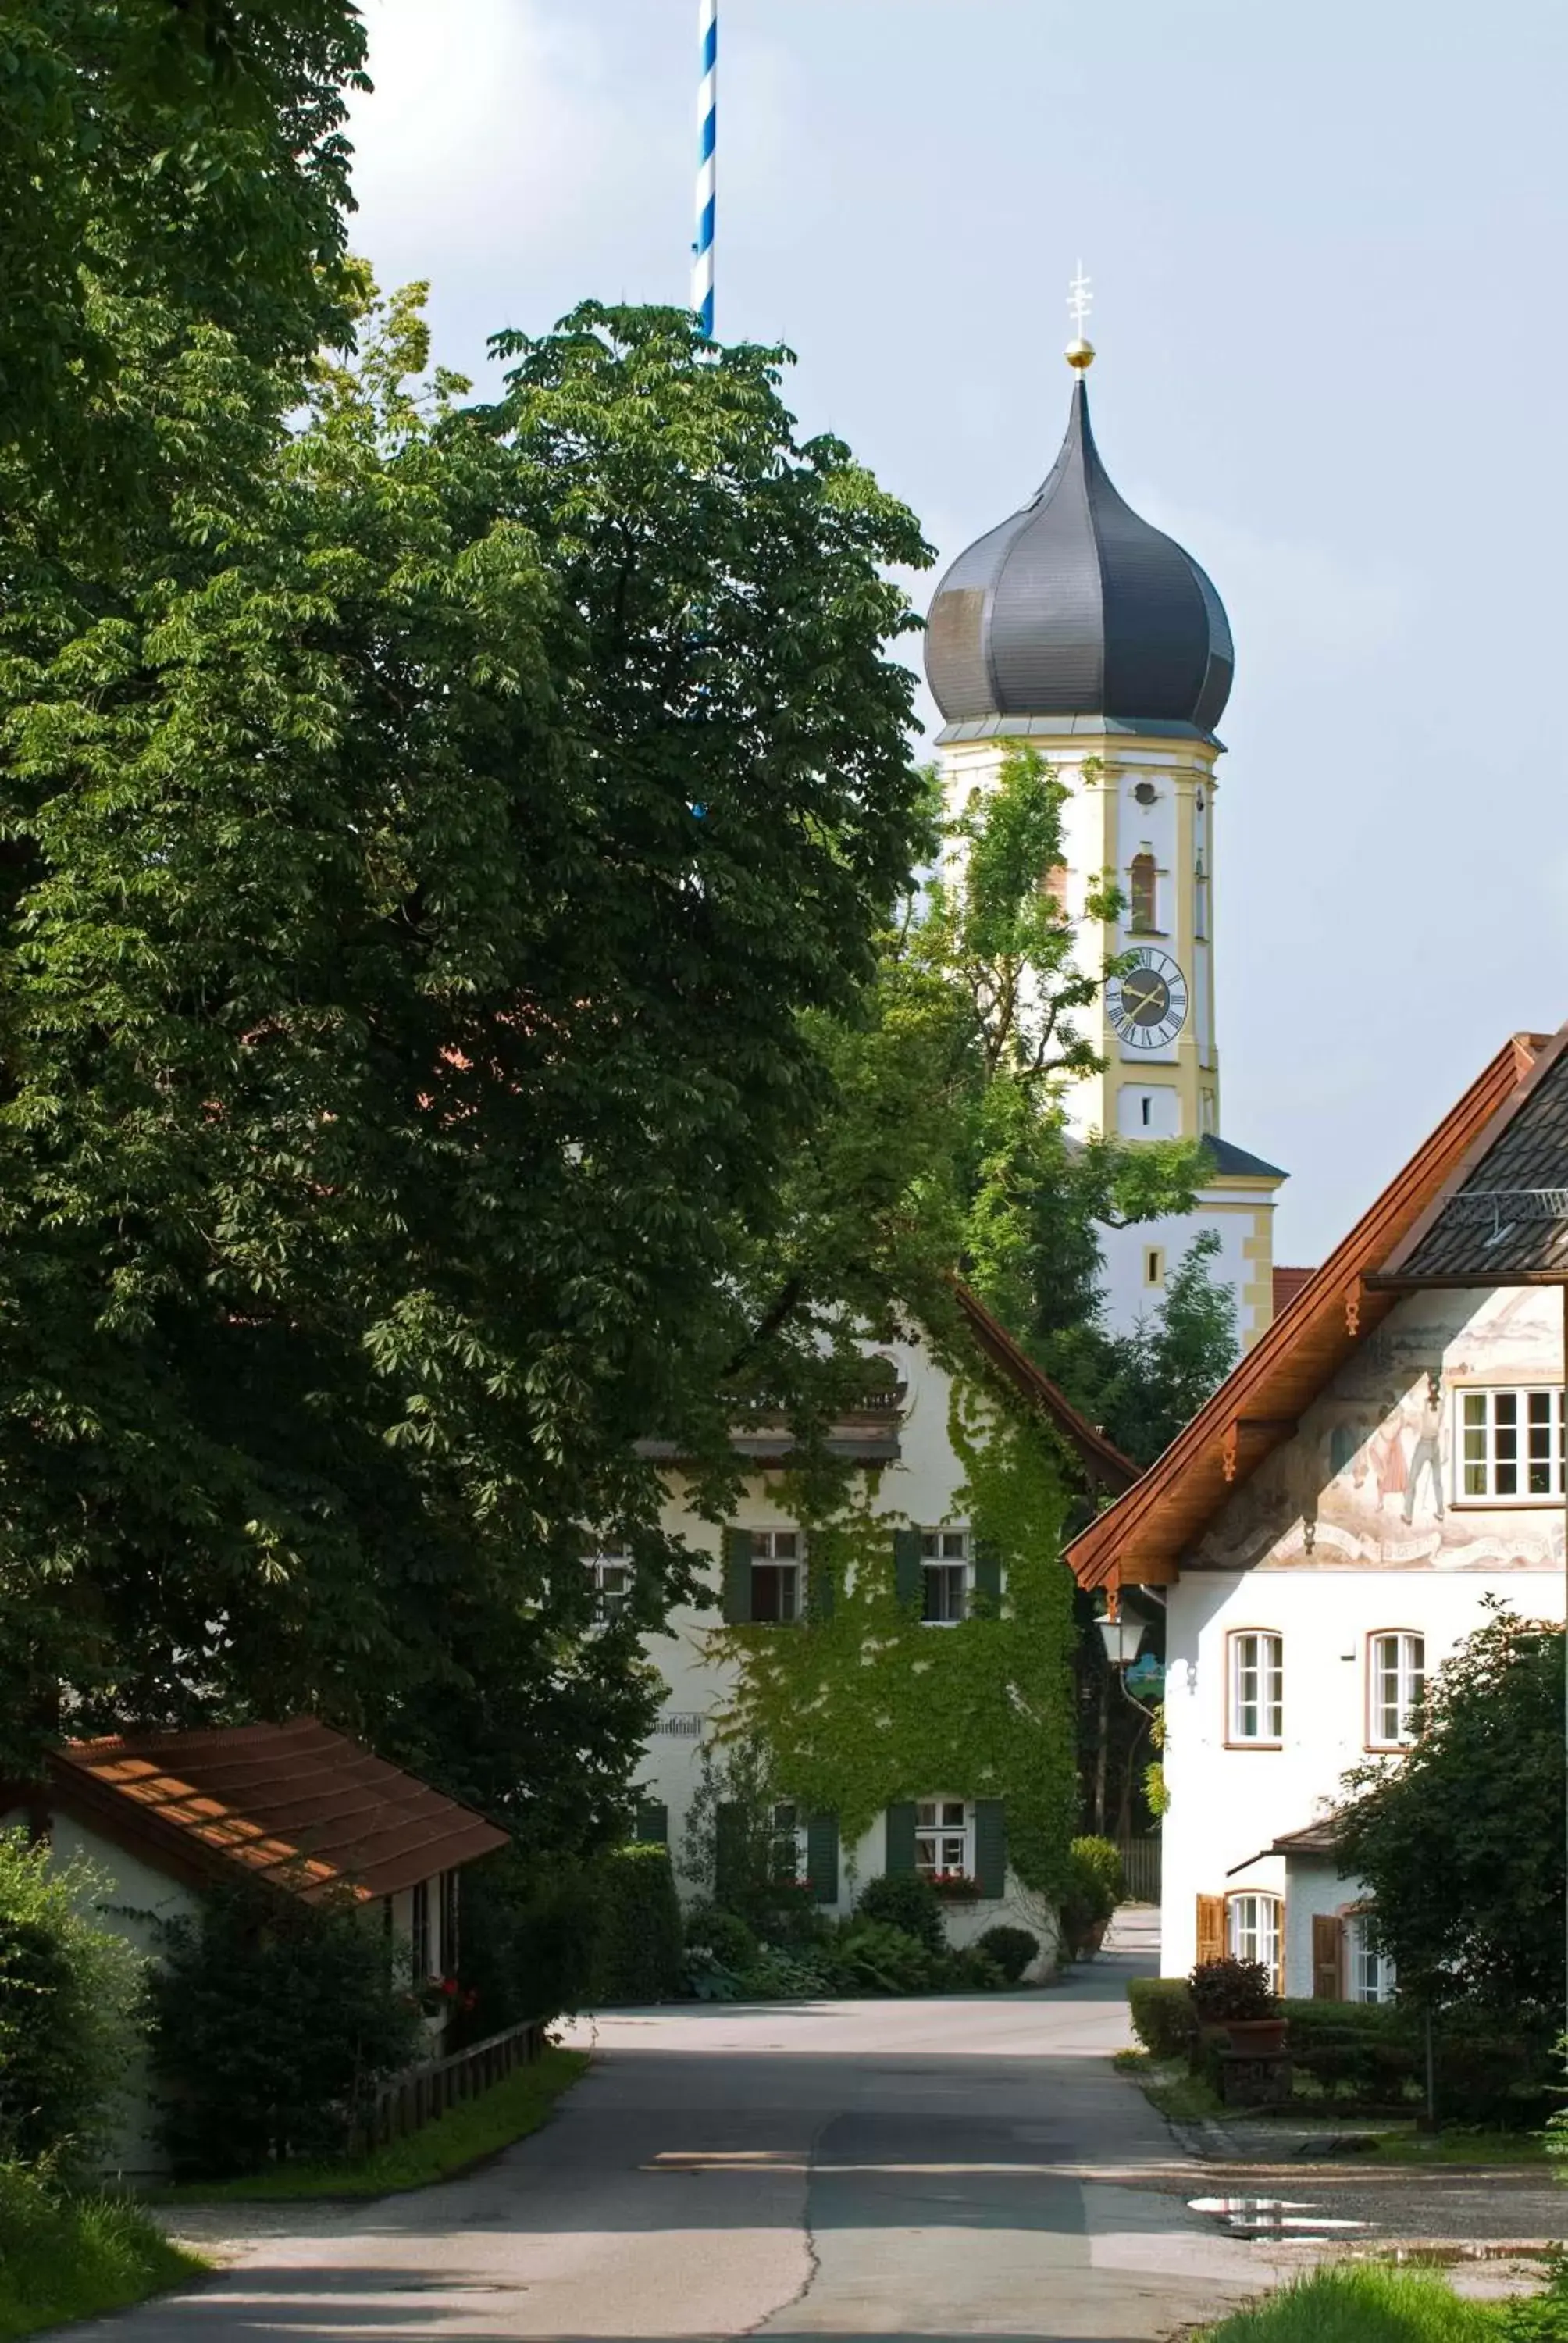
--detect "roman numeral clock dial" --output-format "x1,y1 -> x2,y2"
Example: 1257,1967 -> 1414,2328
1107,949 -> 1188,1050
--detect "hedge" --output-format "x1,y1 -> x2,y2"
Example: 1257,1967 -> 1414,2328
1127,1977 -> 1195,2059
592,1845 -> 684,2006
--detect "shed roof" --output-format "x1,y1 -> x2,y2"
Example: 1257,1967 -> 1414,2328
45,1718 -> 506,1903
1067,1027 -> 1559,1590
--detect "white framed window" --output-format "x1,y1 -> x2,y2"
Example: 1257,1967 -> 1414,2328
1228,1630 -> 1283,1745
1348,1913 -> 1395,2005
920,1528 -> 970,1624
1457,1388 -> 1565,1503
1368,1631 -> 1425,1747
1226,1891 -> 1282,1991
584,1548 -> 633,1621
914,1796 -> 971,1881
750,1528 -> 801,1623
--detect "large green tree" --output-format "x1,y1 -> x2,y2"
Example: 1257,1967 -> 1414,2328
1337,1605 -> 1564,2017
0,280 -> 931,1831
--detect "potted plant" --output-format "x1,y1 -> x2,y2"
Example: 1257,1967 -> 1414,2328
1188,1956 -> 1286,2055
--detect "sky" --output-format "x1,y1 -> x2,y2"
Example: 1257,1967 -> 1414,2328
342,0 -> 1568,1265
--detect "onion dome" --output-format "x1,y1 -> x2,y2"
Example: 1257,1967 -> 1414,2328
925,371 -> 1234,738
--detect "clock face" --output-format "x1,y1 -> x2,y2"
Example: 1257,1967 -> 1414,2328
1107,948 -> 1188,1050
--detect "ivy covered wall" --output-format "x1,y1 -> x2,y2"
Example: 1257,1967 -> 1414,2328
705,1369 -> 1081,1902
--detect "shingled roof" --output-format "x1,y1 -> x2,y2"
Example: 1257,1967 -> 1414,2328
45,1718 -> 506,1903
1067,1025 -> 1561,1591
1373,1030 -> 1568,1288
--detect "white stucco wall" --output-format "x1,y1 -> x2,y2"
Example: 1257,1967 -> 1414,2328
636,1326 -> 1059,1966
1160,1284 -> 1567,1995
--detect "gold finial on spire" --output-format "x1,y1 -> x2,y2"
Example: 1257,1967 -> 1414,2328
1066,258 -> 1096,371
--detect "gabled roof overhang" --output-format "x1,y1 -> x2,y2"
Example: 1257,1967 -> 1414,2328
1066,1030 -> 1553,1592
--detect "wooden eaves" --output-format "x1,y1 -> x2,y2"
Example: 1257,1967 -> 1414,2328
1065,1030 -> 1552,1593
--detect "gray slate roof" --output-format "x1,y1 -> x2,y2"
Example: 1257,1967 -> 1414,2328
1390,1040 -> 1568,1284
924,380 -> 1234,736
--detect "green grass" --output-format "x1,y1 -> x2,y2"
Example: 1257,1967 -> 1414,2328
0,2163 -> 205,2341
1201,2266 -> 1517,2341
161,2043 -> 590,2202
1114,2047 -> 1224,2122
1364,2126 -> 1549,2166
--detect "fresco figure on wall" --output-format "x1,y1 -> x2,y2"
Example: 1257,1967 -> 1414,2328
1371,1416 -> 1409,1508
1402,1385 -> 1445,1525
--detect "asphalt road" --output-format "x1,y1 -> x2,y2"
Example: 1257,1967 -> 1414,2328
120,1916 -> 1291,2343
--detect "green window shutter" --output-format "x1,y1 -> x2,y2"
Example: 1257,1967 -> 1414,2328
884,1801 -> 917,1875
722,1528 -> 752,1624
635,1800 -> 668,1846
972,1539 -> 1003,1611
806,1811 -> 839,1904
715,1801 -> 746,1906
974,1799 -> 1007,1898
893,1527 -> 922,1609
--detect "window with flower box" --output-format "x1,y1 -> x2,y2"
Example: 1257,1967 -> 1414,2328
914,1796 -> 971,1882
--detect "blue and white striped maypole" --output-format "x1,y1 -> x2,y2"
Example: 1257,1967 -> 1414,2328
692,0 -> 717,334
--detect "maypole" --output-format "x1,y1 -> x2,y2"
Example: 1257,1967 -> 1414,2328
693,0 -> 717,333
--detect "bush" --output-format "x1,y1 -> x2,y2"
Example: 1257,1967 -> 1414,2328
738,1945 -> 838,2000
149,1878 -> 422,2178
592,1844 -> 683,2005
1278,2000 -> 1553,2124
853,1871 -> 944,1955
0,1829 -> 144,2174
1060,1835 -> 1124,1960
683,1903 -> 757,1973
975,1924 -> 1040,1983
943,1945 -> 1007,1992
1128,1977 -> 1196,2059
832,1920 -> 941,1996
1188,1956 -> 1277,2022
452,1849 -> 603,2039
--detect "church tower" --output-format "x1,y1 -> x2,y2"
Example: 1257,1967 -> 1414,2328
923,331 -> 1285,1352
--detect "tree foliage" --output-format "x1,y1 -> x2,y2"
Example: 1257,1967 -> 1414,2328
1337,1605 -> 1564,2017
0,277 -> 931,1816
0,1828 -> 144,2174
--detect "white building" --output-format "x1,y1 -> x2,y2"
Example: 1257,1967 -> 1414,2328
924,342 -> 1285,1350
625,1282 -> 1134,1960
1067,1024 -> 1568,1999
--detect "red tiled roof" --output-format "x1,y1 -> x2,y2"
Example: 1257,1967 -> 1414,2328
49,1718 -> 507,1903
1066,1029 -> 1555,1591
1271,1265 -> 1315,1318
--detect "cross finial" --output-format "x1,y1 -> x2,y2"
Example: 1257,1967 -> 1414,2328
1065,259 -> 1096,373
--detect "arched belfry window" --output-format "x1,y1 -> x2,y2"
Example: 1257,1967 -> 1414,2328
1129,851 -> 1158,933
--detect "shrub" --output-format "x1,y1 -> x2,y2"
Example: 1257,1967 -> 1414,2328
149,1878 -> 422,2178
943,1945 -> 1007,1992
683,1903 -> 757,1973
452,1849 -> 603,2039
975,1924 -> 1040,1983
1188,1956 -> 1277,2022
0,1829 -> 143,2174
853,1871 -> 944,1955
832,1920 -> 941,1996
738,1945 -> 838,2000
1128,1977 -> 1196,2059
1060,1835 -> 1124,1960
682,1949 -> 746,2002
592,1844 -> 683,2005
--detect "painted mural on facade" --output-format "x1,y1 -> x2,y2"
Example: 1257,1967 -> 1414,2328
1192,1289 -> 1565,1574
